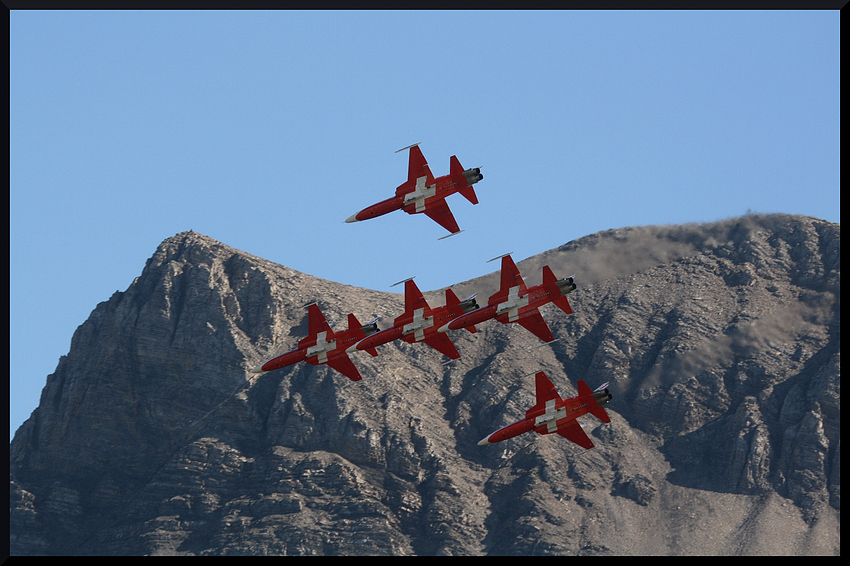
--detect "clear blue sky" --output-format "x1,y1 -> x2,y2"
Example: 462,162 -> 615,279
10,11 -> 840,440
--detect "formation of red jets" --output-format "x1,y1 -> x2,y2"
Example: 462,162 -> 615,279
252,144 -> 613,449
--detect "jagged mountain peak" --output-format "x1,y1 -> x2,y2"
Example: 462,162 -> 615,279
10,214 -> 839,555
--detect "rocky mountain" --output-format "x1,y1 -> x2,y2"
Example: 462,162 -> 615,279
10,213 -> 840,555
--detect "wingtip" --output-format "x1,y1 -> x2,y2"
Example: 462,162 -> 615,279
395,142 -> 421,153
477,437 -> 492,446
487,252 -> 514,263
390,276 -> 415,288
438,230 -> 464,241
250,365 -> 266,374
345,213 -> 360,223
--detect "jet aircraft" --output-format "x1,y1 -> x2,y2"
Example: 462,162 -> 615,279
251,303 -> 379,382
345,143 -> 483,238
437,253 -> 576,343
350,277 -> 479,360
478,371 -> 613,449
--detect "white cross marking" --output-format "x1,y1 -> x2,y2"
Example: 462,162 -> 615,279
496,286 -> 529,322
403,176 -> 437,212
535,399 -> 567,431
402,308 -> 434,342
306,331 -> 336,363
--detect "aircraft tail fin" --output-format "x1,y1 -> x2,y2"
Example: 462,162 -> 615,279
444,288 -> 460,307
449,155 -> 466,182
577,379 -> 594,397
542,265 -> 558,286
577,379 -> 612,423
450,155 -> 479,205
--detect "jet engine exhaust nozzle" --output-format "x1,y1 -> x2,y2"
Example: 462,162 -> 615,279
592,389 -> 613,406
460,297 -> 480,313
556,278 -> 577,294
462,168 -> 483,185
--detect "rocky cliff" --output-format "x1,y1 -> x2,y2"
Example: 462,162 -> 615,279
9,213 -> 840,555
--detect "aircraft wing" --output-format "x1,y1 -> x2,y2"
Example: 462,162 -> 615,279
498,255 -> 528,298
556,419 -> 595,449
527,371 -> 563,418
422,199 -> 461,235
326,354 -> 363,382
307,303 -> 334,339
422,332 -> 461,359
403,279 -> 432,318
407,144 -> 435,186
516,309 -> 555,343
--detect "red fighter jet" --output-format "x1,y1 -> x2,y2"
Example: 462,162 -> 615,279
478,371 -> 613,449
345,143 -> 483,238
250,303 -> 379,382
437,253 -> 577,343
350,277 -> 480,360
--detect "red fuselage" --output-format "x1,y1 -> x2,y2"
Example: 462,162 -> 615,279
259,347 -> 308,372
357,301 -> 471,351
481,388 -> 610,445
442,281 -> 561,331
346,146 -> 482,235
352,175 -> 468,221
258,324 -> 373,373
352,195 -> 405,221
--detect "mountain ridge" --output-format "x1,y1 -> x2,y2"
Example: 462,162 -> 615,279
10,213 -> 839,555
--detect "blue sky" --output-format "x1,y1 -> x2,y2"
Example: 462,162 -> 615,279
10,11 -> 840,440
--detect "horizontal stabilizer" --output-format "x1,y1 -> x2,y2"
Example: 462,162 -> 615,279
459,186 -> 478,205
589,406 -> 611,424
552,295 -> 573,314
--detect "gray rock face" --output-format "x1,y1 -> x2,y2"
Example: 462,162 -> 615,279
10,214 -> 840,555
